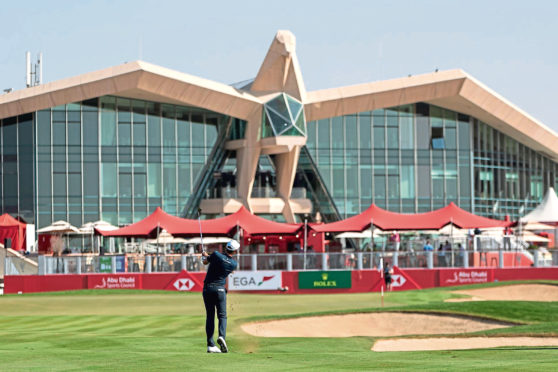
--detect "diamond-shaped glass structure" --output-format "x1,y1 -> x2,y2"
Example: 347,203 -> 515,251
262,93 -> 306,137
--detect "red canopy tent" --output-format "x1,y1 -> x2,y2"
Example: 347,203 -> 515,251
311,202 -> 511,233
96,207 -> 197,238
0,213 -> 27,251
197,206 -> 302,236
98,206 -> 302,237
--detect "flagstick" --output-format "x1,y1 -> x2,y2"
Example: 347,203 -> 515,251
379,257 -> 384,307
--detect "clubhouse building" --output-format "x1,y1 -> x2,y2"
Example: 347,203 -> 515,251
0,30 -> 557,231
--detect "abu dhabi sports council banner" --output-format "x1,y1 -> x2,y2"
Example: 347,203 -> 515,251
439,268 -> 492,286
228,271 -> 282,291
87,274 -> 142,289
298,271 -> 352,289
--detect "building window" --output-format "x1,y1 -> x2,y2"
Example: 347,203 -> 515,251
431,127 -> 445,149
262,93 -> 306,137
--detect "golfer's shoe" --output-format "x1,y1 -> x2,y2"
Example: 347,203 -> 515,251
217,336 -> 228,353
207,345 -> 221,353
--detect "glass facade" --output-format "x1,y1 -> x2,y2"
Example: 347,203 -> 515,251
0,113 -> 35,222
473,120 -> 557,219
305,102 -> 558,220
32,96 -> 226,228
1,97 -> 557,228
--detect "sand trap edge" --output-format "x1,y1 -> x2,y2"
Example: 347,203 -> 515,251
372,336 -> 558,352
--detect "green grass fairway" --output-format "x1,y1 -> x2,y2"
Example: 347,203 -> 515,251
1,282 -> 558,371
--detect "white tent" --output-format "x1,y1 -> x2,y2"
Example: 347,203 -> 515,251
37,220 -> 80,234
334,230 -> 383,239
521,187 -> 558,224
522,222 -> 556,231
183,237 -> 231,245
437,224 -> 468,237
146,230 -> 187,244
520,231 -> 550,243
79,220 -> 118,234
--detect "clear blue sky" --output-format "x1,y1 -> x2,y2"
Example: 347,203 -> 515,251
1,0 -> 557,132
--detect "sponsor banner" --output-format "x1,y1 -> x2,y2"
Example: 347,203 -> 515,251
439,269 -> 492,286
99,257 -> 112,273
164,270 -> 203,292
115,256 -> 126,273
87,274 -> 141,289
229,271 -> 282,291
298,271 -> 351,289
370,266 -> 422,291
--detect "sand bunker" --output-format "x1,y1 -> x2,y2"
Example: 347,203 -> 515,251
446,284 -> 558,302
373,337 -> 558,352
241,313 -> 510,338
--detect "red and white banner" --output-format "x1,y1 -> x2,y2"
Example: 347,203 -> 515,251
439,268 -> 493,286
7,267 -> 558,294
163,270 -> 203,292
370,266 -> 422,291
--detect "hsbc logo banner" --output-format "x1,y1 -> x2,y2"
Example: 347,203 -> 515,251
390,274 -> 407,288
370,266 -> 422,291
164,270 -> 203,292
229,271 -> 282,291
173,278 -> 195,291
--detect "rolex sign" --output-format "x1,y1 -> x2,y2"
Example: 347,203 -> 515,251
298,271 -> 352,289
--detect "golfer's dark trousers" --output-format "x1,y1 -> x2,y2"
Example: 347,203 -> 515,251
202,285 -> 227,346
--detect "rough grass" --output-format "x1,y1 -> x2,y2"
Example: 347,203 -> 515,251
1,281 -> 558,371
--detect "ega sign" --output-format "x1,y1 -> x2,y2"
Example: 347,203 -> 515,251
228,271 -> 282,291
298,271 -> 351,289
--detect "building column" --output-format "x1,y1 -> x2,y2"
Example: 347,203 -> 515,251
235,146 -> 260,211
274,146 -> 301,223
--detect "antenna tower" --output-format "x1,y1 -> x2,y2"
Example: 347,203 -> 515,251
26,51 -> 43,87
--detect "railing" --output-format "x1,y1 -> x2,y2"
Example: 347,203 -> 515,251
5,249 -> 557,276
205,187 -> 238,199
291,187 -> 307,199
203,187 -> 306,200
251,187 -> 276,198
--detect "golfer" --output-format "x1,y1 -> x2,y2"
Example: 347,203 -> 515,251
201,239 -> 239,353
384,262 -> 394,292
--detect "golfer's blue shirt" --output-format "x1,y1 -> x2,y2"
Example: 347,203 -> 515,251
204,251 -> 237,287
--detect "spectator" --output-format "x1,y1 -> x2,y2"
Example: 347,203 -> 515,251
474,227 -> 482,251
443,240 -> 452,266
345,253 -> 356,269
438,243 -> 446,267
384,262 -> 394,291
306,246 -> 316,269
457,243 -> 466,266
390,231 -> 401,251
503,226 -> 512,250
423,240 -> 434,251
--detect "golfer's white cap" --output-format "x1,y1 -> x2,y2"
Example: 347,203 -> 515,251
226,240 -> 240,252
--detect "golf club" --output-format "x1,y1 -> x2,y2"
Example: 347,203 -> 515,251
197,207 -> 205,254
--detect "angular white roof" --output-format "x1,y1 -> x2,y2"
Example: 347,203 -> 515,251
0,31 -> 557,161
521,187 -> 558,223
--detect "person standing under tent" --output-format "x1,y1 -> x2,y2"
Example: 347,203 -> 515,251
384,262 -> 394,291
443,240 -> 452,266
437,243 -> 446,267
390,231 -> 400,251
423,240 -> 433,251
201,240 -> 239,353
457,243 -> 466,266
503,226 -> 512,250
